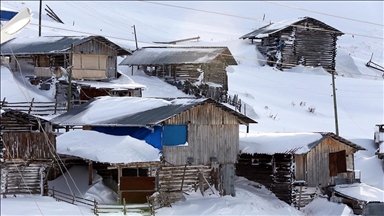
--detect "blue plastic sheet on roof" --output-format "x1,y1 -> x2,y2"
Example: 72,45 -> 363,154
1,10 -> 18,21
92,126 -> 162,150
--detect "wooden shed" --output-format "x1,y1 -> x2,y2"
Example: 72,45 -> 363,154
50,96 -> 257,203
236,132 -> 365,207
119,46 -> 238,100
1,35 -> 131,80
1,109 -> 56,196
240,17 -> 343,71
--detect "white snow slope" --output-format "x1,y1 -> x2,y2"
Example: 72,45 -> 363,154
1,1 -> 383,216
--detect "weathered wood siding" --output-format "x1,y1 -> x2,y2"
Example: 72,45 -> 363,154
162,103 -> 239,166
294,154 -> 306,181
2,132 -> 56,161
1,163 -> 51,196
73,39 -> 117,79
302,137 -> 356,187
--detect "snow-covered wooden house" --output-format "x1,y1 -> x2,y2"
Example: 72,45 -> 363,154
50,96 -> 256,204
1,35 -> 131,80
1,109 -> 56,196
236,132 -> 365,207
240,17 -> 343,71
119,46 -> 238,100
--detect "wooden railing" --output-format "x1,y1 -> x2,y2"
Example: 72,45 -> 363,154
48,187 -> 154,216
1,98 -> 67,115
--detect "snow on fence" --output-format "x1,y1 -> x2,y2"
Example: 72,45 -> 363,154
48,187 -> 154,216
1,98 -> 67,115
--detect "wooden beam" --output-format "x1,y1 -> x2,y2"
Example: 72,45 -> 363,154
88,161 -> 93,185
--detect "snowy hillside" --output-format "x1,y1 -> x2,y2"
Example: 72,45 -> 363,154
1,1 -> 383,216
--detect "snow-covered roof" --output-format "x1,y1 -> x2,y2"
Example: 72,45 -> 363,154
239,132 -> 365,155
57,130 -> 160,164
119,46 -> 237,66
333,183 -> 384,202
239,17 -> 343,39
0,35 -> 132,55
73,80 -> 146,90
50,96 -> 256,127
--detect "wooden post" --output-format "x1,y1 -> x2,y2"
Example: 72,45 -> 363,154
28,98 -> 35,114
180,164 -> 187,191
88,161 -> 93,185
52,186 -> 55,198
1,97 -> 6,107
297,185 -> 303,210
93,199 -> 97,215
72,193 -> 75,204
117,166 -> 122,204
123,198 -> 127,215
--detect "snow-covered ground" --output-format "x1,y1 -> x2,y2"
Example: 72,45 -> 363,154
1,1 -> 383,215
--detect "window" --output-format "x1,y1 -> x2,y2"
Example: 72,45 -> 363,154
162,125 -> 188,146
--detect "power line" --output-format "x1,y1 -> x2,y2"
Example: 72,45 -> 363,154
139,0 -> 384,40
261,0 -> 384,27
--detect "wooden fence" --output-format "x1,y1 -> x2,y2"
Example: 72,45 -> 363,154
1,98 -> 67,115
48,187 -> 154,216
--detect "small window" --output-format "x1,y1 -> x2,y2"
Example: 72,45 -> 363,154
162,125 -> 188,146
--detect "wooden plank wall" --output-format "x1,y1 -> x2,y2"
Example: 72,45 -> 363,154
304,137 -> 356,187
1,163 -> 51,196
2,132 -> 56,161
162,103 -> 239,165
73,39 -> 117,78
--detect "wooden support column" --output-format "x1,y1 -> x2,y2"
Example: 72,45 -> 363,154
88,161 -> 93,185
117,166 -> 122,204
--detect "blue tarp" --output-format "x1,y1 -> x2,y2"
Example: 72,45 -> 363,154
92,126 -> 162,150
1,10 -> 18,21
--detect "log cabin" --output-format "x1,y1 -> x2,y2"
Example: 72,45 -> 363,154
1,35 -> 131,80
240,17 -> 344,72
1,109 -> 56,196
236,132 -> 365,207
50,96 -> 257,204
119,46 -> 238,100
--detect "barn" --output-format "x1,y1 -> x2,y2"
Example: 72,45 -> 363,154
50,96 -> 256,204
1,35 -> 131,80
119,46 -> 238,100
1,109 -> 56,196
239,17 -> 344,71
236,132 -> 365,207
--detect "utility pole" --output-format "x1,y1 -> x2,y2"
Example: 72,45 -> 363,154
39,0 -> 42,36
66,44 -> 74,132
331,71 -> 339,135
132,25 -> 138,50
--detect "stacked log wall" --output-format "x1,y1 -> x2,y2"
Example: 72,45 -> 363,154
236,153 -> 294,205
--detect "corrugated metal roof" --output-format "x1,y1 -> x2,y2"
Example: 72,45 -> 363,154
50,96 -> 256,127
0,35 -> 132,56
239,17 -> 343,39
119,46 -> 237,66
